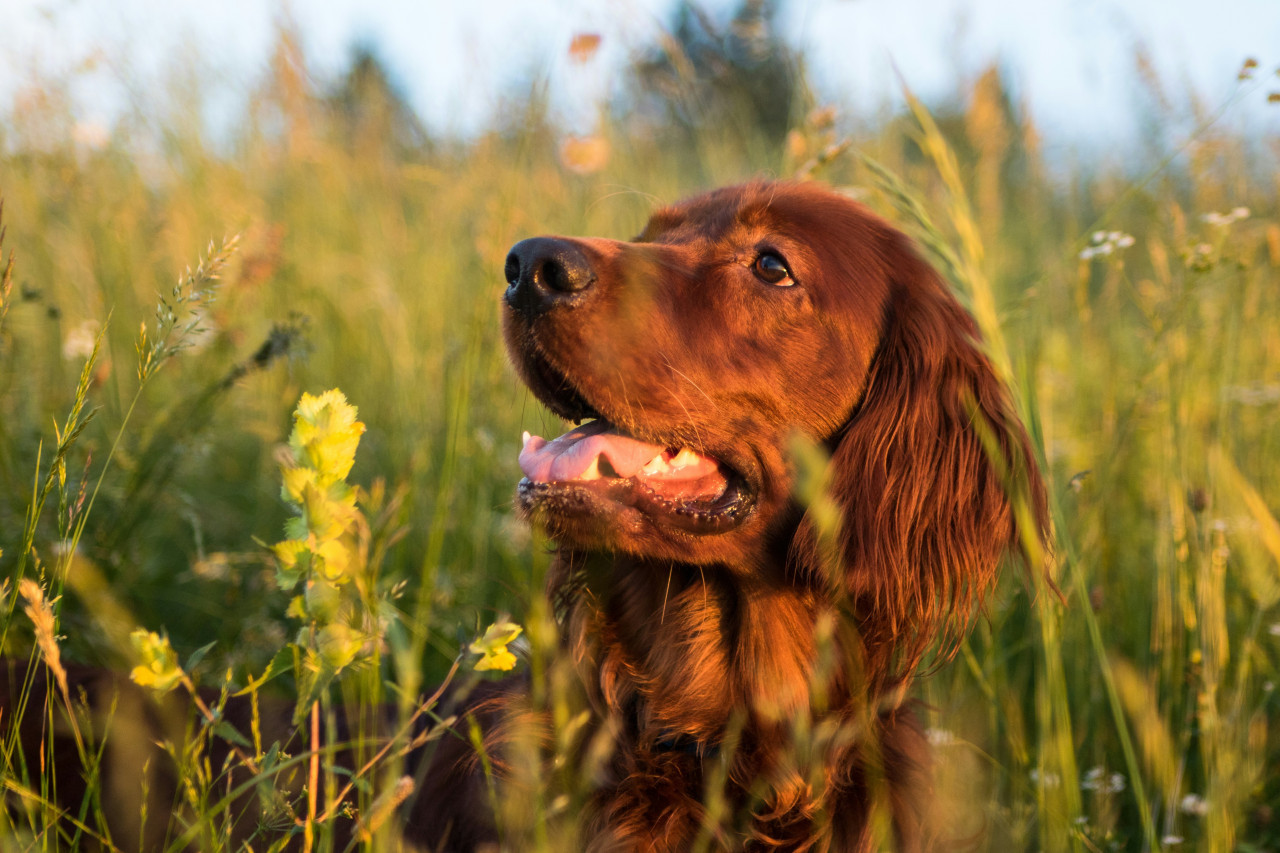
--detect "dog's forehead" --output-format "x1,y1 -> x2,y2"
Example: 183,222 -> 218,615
639,182 -> 859,246
638,192 -> 746,242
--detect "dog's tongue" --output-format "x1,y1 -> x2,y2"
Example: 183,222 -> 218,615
519,420 -> 658,481
519,420 -> 726,498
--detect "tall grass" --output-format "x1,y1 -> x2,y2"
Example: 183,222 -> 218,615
1,26 -> 1278,852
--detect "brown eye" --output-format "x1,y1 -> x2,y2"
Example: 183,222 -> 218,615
753,252 -> 794,286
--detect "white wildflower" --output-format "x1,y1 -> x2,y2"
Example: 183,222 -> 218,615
1081,766 -> 1125,792
1080,230 -> 1135,261
1030,768 -> 1061,789
62,319 -> 101,361
925,728 -> 957,746
1202,207 -> 1250,228
1179,793 -> 1209,816
1081,767 -> 1100,789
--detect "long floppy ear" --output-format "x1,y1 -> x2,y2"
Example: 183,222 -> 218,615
792,234 -> 1046,684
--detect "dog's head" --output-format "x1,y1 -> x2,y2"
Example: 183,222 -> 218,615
502,181 -> 1045,665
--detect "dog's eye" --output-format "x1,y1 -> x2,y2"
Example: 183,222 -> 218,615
752,252 -> 794,286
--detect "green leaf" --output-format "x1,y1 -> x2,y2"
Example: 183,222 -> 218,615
212,719 -> 252,749
233,646 -> 294,697
185,640 -> 217,672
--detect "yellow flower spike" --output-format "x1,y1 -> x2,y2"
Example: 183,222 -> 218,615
469,621 -> 523,672
273,389 -> 369,630
289,390 -> 365,483
129,629 -> 183,693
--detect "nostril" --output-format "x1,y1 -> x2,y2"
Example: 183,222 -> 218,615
504,253 -> 521,286
541,256 -> 594,293
541,259 -> 573,293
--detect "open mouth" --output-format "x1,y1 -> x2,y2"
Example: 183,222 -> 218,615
516,418 -> 753,533
509,343 -> 755,533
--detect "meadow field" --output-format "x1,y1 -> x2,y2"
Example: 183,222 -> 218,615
1,19 -> 1278,853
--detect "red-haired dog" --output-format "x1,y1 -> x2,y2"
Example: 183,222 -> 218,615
412,181 -> 1047,852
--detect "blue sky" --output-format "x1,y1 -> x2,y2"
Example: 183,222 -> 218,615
4,0 -> 1278,154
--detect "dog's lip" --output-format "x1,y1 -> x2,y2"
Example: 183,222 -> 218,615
516,474 -> 754,534
519,345 -> 601,424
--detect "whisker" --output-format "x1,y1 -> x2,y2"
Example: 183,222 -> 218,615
658,352 -> 714,451
660,563 -> 673,625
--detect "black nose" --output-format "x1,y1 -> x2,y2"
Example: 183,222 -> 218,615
504,237 -> 596,317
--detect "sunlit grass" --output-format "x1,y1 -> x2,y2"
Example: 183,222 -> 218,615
1,26 -> 1278,852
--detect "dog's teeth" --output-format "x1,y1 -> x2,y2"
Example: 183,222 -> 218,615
580,456 -> 602,480
670,448 -> 700,469
522,430 -> 531,449
641,454 -> 668,476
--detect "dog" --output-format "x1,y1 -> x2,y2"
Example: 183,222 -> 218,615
408,180 -> 1048,851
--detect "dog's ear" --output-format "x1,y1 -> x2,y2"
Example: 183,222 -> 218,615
791,234 -> 1046,683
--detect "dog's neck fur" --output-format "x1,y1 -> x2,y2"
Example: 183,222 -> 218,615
554,550 -> 852,751
549,549 -> 929,852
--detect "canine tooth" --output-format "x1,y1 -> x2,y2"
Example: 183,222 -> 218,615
522,430 -> 531,449
670,448 -> 700,469
580,456 -> 602,480
641,454 -> 668,476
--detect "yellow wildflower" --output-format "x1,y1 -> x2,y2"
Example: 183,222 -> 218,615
129,629 -> 183,693
469,621 -> 523,672
290,389 -> 365,484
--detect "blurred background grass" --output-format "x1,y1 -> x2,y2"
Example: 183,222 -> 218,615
2,2 -> 1279,849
